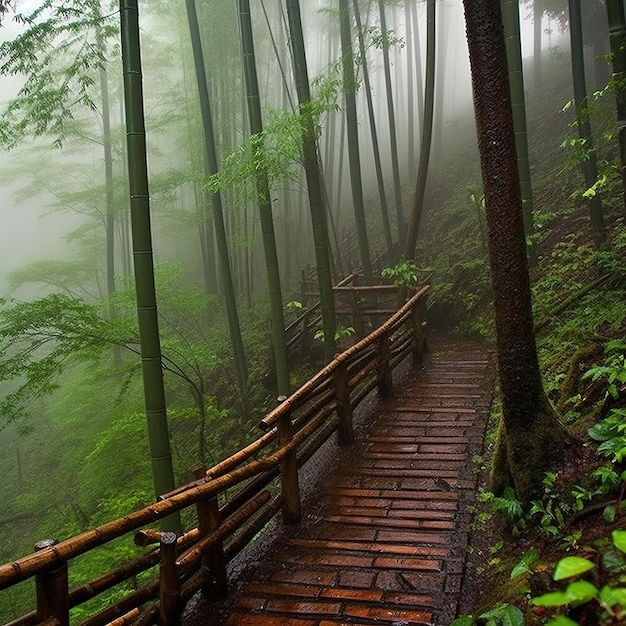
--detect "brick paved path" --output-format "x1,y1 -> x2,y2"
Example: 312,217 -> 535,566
185,340 -> 495,626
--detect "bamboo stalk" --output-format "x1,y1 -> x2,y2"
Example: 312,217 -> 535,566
105,608 -> 140,625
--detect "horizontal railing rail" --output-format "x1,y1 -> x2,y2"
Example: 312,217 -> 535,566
0,285 -> 429,626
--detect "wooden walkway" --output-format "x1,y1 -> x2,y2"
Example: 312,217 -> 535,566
184,339 -> 495,626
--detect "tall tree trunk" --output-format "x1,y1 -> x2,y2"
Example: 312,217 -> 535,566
118,0 -> 179,528
411,1 -> 424,131
237,0 -> 290,397
339,0 -> 373,282
94,5 -> 121,363
378,0 -> 405,245
353,0 -> 393,259
405,0 -> 415,175
431,0 -> 446,164
501,0 -> 535,251
403,0 -> 435,261
186,0 -> 248,394
285,0 -> 337,360
606,0 -> 626,213
533,1 -> 542,88
569,0 -> 606,246
100,66 -> 115,300
462,0 -> 569,502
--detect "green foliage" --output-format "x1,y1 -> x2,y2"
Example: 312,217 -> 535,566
582,341 -> 626,401
314,325 -> 355,343
450,604 -> 525,626
0,293 -> 122,428
532,532 -> 626,622
510,547 -> 540,580
364,24 -> 404,50
203,60 -> 342,208
0,0 -> 118,148
381,259 -> 420,287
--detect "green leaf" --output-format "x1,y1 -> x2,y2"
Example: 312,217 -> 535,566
612,530 -> 626,554
500,605 -> 525,626
565,580 -> 598,606
544,617 -> 578,626
449,616 -> 474,626
603,504 -> 616,523
553,556 -> 595,580
533,590 -> 571,607
478,604 -> 524,626
511,546 -> 540,579
600,584 -> 626,608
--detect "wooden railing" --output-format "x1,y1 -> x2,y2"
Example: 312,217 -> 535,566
0,285 -> 429,626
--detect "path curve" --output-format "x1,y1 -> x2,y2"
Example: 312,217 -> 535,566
184,338 -> 495,626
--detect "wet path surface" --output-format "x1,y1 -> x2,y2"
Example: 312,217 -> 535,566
184,339 -> 495,626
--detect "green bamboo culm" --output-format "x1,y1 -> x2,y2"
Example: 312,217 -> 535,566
237,0 -> 290,397
352,0 -> 394,259
284,0 -> 337,362
403,0 -> 435,262
378,0 -> 405,246
568,0 -> 605,246
185,0 -> 248,394
338,0 -> 373,283
606,0 -> 626,214
501,0 -> 535,254
118,0 -> 180,531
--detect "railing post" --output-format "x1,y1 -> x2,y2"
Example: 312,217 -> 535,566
35,539 -> 69,626
277,396 -> 301,524
192,464 -> 227,598
411,295 -> 427,366
300,269 -> 307,307
334,360 -> 354,444
377,333 -> 393,397
351,277 -> 364,336
300,309 -> 311,357
158,531 -> 180,626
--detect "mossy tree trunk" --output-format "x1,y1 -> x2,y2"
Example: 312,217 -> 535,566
462,0 -> 570,502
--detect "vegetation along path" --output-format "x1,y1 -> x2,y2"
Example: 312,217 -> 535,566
185,338 -> 495,626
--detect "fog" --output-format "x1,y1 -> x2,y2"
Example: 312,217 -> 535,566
0,1 -> 556,299
0,2 -> 584,618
